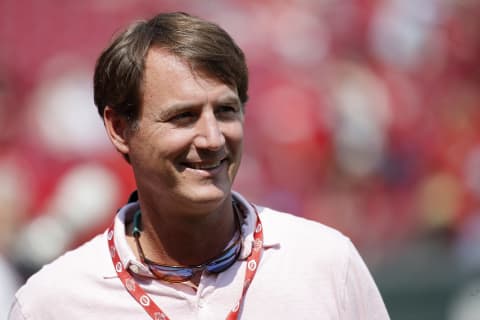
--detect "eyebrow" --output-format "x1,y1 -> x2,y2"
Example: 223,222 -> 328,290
156,103 -> 197,121
216,94 -> 242,106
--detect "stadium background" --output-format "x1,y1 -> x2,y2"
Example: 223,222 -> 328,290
1,0 -> 479,319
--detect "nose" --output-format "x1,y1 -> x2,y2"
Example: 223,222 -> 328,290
194,111 -> 225,150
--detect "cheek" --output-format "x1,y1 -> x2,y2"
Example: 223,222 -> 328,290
143,129 -> 193,156
226,122 -> 244,146
227,125 -> 244,170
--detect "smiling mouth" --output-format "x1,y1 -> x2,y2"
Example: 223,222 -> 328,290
183,159 -> 226,171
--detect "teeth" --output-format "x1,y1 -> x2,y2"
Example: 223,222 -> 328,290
190,160 -> 222,170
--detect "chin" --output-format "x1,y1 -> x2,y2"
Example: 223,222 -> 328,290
184,185 -> 231,206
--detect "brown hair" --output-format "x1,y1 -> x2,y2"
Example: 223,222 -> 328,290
93,12 -> 248,125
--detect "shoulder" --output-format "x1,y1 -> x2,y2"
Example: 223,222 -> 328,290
254,206 -> 389,318
255,205 -> 355,271
17,232 -> 110,290
12,233 -> 111,318
233,191 -> 351,257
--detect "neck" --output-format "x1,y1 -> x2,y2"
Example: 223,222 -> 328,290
129,194 -> 237,266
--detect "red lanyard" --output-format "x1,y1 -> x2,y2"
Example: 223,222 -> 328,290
107,209 -> 263,320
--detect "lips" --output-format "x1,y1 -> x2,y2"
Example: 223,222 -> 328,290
182,158 -> 226,171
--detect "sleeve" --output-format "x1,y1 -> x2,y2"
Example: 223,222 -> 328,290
340,240 -> 390,320
8,298 -> 28,320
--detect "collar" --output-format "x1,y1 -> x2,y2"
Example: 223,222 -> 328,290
112,191 -> 280,277
231,191 -> 279,258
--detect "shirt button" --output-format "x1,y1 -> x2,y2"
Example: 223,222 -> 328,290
198,300 -> 205,308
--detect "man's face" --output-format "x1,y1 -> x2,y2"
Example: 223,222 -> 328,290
125,48 -> 244,212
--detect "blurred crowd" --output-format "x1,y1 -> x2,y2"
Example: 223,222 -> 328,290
1,0 -> 479,319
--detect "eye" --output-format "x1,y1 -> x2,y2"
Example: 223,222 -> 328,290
169,111 -> 197,124
219,105 -> 236,113
216,105 -> 240,119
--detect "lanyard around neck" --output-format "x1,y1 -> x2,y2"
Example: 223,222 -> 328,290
107,207 -> 264,320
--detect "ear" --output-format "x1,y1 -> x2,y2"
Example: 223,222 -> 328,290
103,106 -> 131,156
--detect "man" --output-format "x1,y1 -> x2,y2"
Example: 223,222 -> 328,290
9,12 -> 389,319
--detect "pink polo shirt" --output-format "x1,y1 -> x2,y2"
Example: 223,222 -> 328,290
9,191 -> 390,319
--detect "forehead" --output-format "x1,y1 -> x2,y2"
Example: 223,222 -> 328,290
143,47 -> 235,97
144,47 -> 191,81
